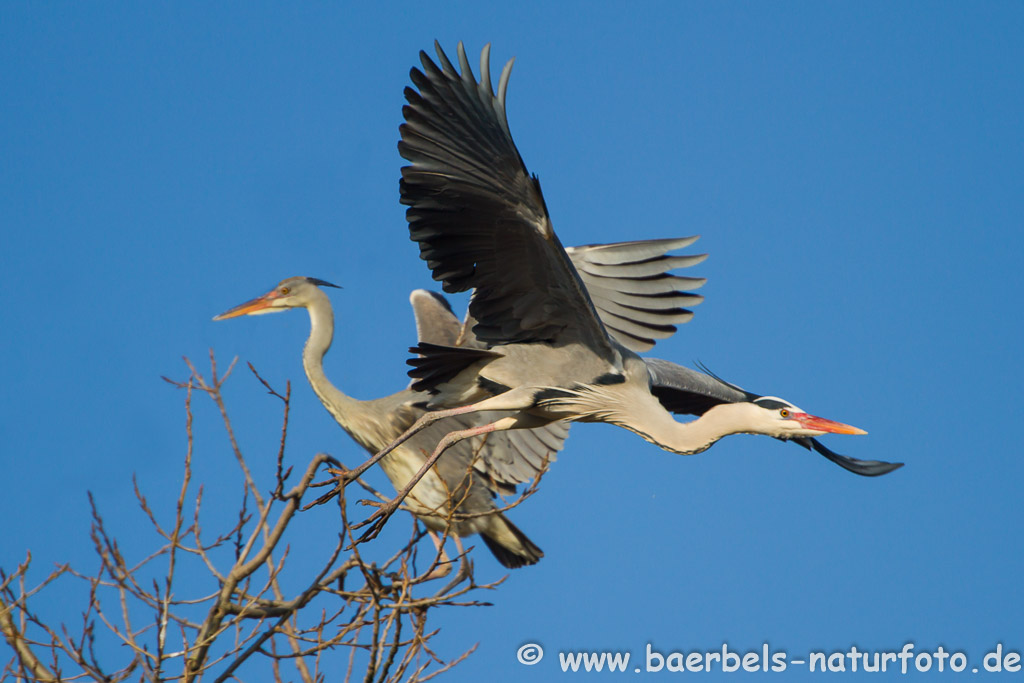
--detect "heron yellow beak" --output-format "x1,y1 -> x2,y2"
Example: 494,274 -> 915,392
793,413 -> 867,435
212,290 -> 278,320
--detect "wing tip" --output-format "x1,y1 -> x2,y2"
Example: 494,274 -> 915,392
810,438 -> 904,477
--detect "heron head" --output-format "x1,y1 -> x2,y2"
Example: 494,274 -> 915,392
213,276 -> 340,320
748,396 -> 867,439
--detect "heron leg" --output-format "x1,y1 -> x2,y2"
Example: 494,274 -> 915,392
419,530 -> 453,581
453,534 -> 475,582
433,534 -> 475,595
344,404 -> 481,483
310,408 -> 476,509
346,387 -> 543,484
452,533 -> 466,560
354,413 -> 531,543
421,531 -> 476,584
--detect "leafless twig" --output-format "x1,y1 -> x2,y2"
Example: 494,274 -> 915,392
1,355 -> 506,682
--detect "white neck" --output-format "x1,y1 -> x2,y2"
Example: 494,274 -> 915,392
571,385 -> 768,455
634,402 -> 770,454
300,292 -> 364,436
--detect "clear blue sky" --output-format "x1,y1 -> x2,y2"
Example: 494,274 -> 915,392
3,2 -> 1022,680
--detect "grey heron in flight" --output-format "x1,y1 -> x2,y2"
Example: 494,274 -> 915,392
356,41 -> 901,533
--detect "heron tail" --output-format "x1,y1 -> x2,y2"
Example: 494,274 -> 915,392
480,514 -> 544,568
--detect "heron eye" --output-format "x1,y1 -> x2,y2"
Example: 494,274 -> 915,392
780,409 -> 790,419
280,287 -> 290,295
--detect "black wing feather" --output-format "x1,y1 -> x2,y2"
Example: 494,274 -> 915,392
646,358 -> 903,477
400,42 -> 612,351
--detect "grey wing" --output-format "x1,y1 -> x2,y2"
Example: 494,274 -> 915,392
407,291 -> 569,489
645,359 -> 903,477
409,289 -> 462,347
645,357 -> 753,416
472,412 -> 569,492
566,238 -> 708,352
795,437 -> 903,477
431,239 -> 714,482
400,41 -> 613,352
404,403 -> 567,494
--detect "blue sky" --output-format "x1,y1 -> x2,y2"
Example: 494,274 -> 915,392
3,2 -> 1023,680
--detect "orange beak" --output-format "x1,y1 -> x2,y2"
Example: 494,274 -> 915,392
792,413 -> 867,435
212,289 -> 280,320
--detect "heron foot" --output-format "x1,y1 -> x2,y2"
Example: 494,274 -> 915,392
351,499 -> 402,543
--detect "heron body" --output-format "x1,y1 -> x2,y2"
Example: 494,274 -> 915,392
411,335 -> 869,458
362,40 -> 902,498
213,232 -> 716,561
215,277 -> 559,568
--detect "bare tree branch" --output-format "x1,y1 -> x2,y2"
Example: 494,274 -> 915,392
2,355 -> 514,682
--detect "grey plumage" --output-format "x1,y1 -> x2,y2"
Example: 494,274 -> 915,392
212,236 -> 711,566
565,239 -> 707,352
382,40 -> 901,489
645,358 -> 903,476
407,234 -> 708,489
215,278 -> 562,568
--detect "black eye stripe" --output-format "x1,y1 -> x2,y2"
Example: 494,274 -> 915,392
754,398 -> 789,411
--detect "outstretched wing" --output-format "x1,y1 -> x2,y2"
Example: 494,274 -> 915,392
400,42 -> 613,353
408,289 -> 462,347
567,238 -> 707,352
645,357 -> 753,417
473,412 -> 569,493
408,288 -> 569,490
794,437 -> 904,477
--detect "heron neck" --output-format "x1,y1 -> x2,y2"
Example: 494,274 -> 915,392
625,399 -> 752,455
301,297 -> 363,435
